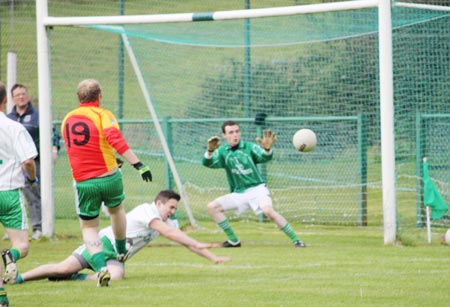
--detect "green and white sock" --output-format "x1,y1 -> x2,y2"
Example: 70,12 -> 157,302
218,220 -> 239,243
280,223 -> 301,243
16,274 -> 23,284
115,238 -> 127,254
10,248 -> 20,261
91,251 -> 107,272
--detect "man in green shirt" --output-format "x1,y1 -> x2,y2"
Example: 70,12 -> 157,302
202,120 -> 305,248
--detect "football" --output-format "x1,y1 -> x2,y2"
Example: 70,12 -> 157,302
292,129 -> 317,152
443,228 -> 450,245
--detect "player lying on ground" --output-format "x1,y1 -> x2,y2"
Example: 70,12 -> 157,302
8,190 -> 230,285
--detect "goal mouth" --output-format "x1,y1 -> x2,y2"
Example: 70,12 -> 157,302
32,0 -> 450,238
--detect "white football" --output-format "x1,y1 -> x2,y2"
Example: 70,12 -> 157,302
292,129 -> 317,152
444,229 -> 450,245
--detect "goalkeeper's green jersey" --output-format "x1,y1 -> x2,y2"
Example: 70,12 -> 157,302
202,141 -> 272,193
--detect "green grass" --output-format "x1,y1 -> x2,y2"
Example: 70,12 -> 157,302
2,4 -> 449,304
6,221 -> 450,307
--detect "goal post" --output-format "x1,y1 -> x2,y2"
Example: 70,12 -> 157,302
36,0 -> 54,238
36,0 -> 401,241
119,31 -> 198,228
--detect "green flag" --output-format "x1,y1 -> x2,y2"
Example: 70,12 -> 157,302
423,160 -> 449,220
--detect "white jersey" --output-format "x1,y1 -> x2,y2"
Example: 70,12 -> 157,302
99,202 -> 177,260
0,112 -> 38,191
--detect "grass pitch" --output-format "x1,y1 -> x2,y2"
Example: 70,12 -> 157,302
5,221 -> 450,307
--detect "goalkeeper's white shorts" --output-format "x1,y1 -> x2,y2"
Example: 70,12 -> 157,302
215,184 -> 272,216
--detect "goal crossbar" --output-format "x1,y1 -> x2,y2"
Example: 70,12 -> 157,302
43,0 -> 378,26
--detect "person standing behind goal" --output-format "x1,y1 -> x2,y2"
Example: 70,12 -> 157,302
0,81 -> 38,306
202,120 -> 306,248
61,79 -> 153,287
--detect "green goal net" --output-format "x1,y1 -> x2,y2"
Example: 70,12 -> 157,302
16,1 -> 450,232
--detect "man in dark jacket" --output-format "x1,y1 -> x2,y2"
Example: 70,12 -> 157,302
7,83 -> 60,241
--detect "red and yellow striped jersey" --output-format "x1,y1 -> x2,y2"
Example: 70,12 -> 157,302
61,102 -> 129,181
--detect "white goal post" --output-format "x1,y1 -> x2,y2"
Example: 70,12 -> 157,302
36,0 -> 397,243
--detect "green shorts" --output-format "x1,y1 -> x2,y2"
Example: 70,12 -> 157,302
74,170 -> 125,220
72,236 -> 119,270
0,189 -> 28,230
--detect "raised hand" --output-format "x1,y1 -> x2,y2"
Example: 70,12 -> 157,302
256,129 -> 277,151
207,136 -> 220,153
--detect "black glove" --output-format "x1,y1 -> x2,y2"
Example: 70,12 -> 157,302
116,157 -> 124,168
25,175 -> 39,188
133,162 -> 152,182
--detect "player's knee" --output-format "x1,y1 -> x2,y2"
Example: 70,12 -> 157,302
261,206 -> 276,218
110,269 -> 125,280
207,201 -> 220,213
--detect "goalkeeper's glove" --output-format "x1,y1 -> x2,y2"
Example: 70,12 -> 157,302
133,162 -> 152,182
207,136 -> 220,154
256,129 -> 277,151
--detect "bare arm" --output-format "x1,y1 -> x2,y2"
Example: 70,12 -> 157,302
22,158 -> 36,181
120,149 -> 140,165
150,219 -> 231,264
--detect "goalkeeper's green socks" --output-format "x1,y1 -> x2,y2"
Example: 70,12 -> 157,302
218,219 -> 239,243
280,223 -> 301,243
115,238 -> 127,255
91,251 -> 107,272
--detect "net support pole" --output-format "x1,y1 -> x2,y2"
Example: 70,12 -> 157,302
425,206 -> 431,243
378,0 -> 397,244
36,0 -> 55,237
6,52 -> 16,113
120,32 -> 198,228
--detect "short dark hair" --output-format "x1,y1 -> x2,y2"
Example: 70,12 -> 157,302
221,120 -> 239,133
0,81 -> 6,103
11,83 -> 27,95
154,190 -> 181,203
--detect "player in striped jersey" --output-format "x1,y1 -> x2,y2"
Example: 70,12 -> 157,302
61,79 -> 153,287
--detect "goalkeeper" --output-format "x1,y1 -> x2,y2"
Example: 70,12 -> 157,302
9,190 -> 230,285
61,79 -> 153,287
202,120 -> 306,248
